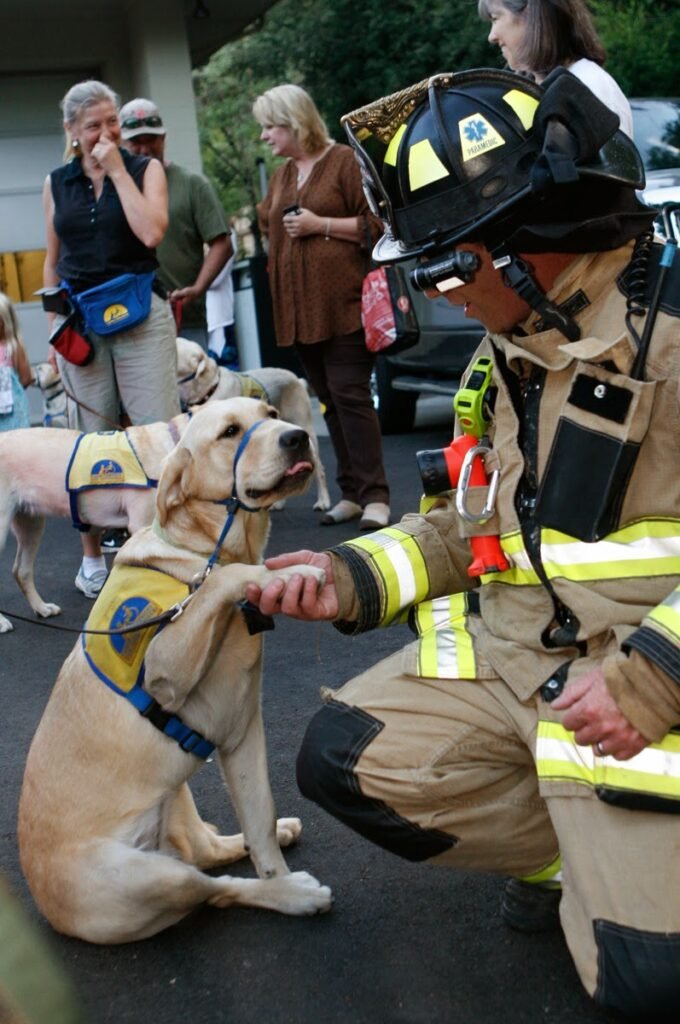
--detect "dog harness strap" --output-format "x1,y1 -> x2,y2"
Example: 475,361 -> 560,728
202,419 -> 268,578
133,689 -> 215,759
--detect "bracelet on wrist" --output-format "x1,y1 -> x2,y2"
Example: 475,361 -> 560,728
324,218 -> 331,240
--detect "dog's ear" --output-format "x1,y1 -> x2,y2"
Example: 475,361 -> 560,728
157,446 -> 192,526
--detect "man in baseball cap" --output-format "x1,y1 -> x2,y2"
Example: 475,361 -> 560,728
119,98 -> 166,139
119,97 -> 232,349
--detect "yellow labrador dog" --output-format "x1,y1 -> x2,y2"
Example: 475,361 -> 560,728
0,414 -> 190,633
176,336 -> 331,511
18,398 -> 332,943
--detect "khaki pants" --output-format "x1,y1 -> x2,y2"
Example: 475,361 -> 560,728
57,294 -> 180,431
297,644 -> 680,1016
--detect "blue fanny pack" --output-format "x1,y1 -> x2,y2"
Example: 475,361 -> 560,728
71,272 -> 155,336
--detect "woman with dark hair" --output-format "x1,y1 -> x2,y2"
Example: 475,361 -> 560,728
253,83 -> 390,530
479,0 -> 633,135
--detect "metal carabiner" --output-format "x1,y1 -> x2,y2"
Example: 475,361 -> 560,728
455,443 -> 500,524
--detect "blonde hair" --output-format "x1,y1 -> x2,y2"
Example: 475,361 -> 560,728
253,84 -> 331,155
0,291 -> 27,365
60,79 -> 120,162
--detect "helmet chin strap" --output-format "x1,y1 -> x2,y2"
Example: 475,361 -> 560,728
490,245 -> 581,342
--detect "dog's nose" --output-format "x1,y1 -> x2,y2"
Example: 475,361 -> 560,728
279,428 -> 309,451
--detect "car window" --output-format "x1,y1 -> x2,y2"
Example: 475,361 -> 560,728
631,99 -> 680,171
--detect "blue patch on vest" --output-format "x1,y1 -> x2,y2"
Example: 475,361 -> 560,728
110,597 -> 154,653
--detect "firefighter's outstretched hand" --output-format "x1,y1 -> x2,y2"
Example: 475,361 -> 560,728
551,669 -> 648,760
245,550 -> 338,622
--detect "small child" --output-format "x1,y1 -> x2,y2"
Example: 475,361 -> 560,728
0,292 -> 32,431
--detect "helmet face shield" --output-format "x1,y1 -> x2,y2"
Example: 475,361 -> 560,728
342,68 -> 647,264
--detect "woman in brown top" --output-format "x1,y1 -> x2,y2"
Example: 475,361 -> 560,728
254,84 -> 390,529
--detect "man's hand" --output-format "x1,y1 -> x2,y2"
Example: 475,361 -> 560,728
169,285 -> 202,304
245,550 -> 338,621
551,668 -> 649,760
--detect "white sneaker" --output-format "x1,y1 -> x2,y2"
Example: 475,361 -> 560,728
74,566 -> 108,599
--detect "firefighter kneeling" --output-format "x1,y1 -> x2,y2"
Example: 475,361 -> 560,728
244,68 -> 680,1019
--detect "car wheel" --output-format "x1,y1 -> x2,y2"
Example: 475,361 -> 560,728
372,357 -> 418,434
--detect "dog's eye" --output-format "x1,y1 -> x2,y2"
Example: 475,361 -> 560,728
221,424 -> 240,439
267,410 -> 278,420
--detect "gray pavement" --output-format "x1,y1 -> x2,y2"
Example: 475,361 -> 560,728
0,406 -> 618,1024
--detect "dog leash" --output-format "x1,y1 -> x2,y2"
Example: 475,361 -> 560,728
0,594 -> 195,636
60,380 -> 126,430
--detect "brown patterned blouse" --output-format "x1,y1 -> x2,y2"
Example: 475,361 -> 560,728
257,144 -> 380,347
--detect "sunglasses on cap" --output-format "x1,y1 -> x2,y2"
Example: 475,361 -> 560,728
121,114 -> 164,131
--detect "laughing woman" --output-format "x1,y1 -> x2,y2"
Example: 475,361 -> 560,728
43,79 -> 180,597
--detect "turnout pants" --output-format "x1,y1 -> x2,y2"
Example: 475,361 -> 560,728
297,645 -> 680,1017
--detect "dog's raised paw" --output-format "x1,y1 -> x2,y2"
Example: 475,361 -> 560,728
275,816 -> 302,847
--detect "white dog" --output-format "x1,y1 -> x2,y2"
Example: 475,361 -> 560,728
0,414 -> 190,632
176,337 -> 331,511
18,398 -> 332,943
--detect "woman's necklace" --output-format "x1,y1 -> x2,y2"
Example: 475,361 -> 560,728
295,143 -> 333,188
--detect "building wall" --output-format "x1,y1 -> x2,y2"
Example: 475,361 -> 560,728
0,0 -> 204,420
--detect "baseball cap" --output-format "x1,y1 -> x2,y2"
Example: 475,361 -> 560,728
119,98 -> 166,139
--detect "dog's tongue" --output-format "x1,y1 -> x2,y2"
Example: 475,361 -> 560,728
285,461 -> 313,477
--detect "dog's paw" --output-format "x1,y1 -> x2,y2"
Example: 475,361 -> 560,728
275,817 -> 302,847
276,564 -> 326,589
313,498 -> 332,512
273,871 -> 333,916
35,601 -> 61,619
0,614 -> 14,634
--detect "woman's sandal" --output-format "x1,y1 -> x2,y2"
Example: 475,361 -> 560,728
359,502 -> 390,530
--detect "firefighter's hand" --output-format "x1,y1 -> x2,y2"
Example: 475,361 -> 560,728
551,669 -> 648,760
245,550 -> 338,621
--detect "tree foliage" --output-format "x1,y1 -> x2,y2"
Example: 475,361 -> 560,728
194,0 -> 680,222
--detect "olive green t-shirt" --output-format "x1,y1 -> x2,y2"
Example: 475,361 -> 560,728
156,163 -> 228,328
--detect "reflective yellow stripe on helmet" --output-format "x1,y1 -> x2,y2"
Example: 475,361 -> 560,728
408,138 -> 449,191
346,528 -> 430,626
414,593 -> 477,679
537,720 -> 680,808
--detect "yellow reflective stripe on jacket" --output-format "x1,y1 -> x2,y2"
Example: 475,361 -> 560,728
414,594 -> 477,679
345,528 -> 430,625
481,519 -> 680,587
519,854 -> 562,887
537,720 -> 680,803
647,586 -> 680,642
540,520 -> 680,582
480,530 -> 540,586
